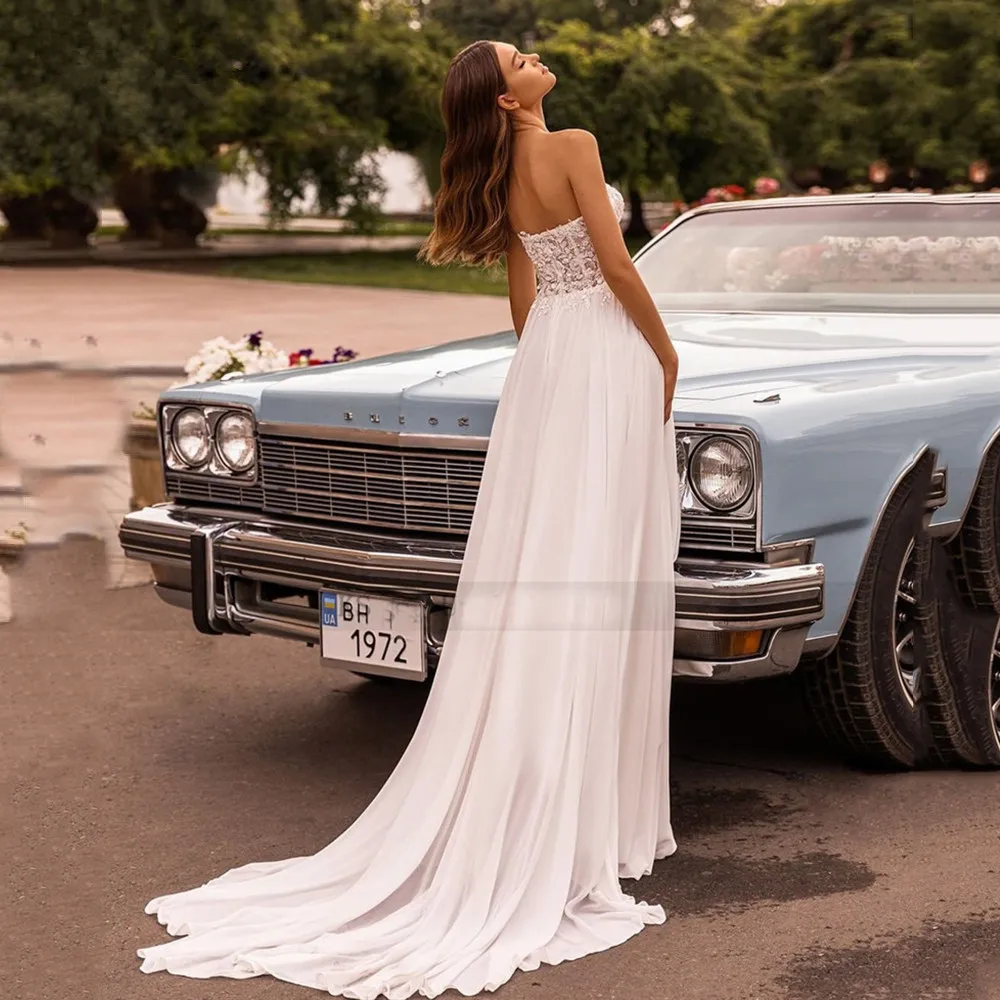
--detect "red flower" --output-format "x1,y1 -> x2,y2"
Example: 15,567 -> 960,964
724,184 -> 745,195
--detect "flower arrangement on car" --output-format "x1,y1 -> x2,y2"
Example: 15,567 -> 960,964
176,331 -> 358,388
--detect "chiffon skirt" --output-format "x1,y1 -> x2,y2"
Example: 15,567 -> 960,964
137,281 -> 682,998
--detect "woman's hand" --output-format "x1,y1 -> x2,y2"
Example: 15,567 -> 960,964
662,352 -> 678,423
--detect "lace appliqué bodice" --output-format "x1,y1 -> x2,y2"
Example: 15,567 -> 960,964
517,184 -> 625,305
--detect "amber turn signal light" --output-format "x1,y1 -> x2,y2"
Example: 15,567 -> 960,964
674,629 -> 765,661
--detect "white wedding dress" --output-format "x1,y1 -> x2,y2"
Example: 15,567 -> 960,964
138,183 -> 681,999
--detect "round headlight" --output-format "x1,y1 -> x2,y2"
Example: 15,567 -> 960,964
215,412 -> 256,472
171,408 -> 210,467
690,437 -> 753,511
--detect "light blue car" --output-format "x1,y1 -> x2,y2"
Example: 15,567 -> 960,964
121,193 -> 1000,770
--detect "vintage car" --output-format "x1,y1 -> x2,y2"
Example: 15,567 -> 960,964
120,192 -> 1000,770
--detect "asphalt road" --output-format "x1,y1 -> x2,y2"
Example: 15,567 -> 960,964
4,540 -> 1000,1000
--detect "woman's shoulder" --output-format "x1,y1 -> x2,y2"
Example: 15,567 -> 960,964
548,128 -> 599,152
542,129 -> 601,172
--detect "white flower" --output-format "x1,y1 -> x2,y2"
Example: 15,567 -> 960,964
178,333 -> 294,387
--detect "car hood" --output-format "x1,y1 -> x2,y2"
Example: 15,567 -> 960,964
161,313 -> 1000,438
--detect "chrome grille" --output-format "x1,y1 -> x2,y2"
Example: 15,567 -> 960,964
169,435 -> 760,553
165,473 -> 264,508
679,519 -> 757,553
258,437 -> 484,535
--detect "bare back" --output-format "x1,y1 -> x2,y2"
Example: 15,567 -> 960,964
507,130 -> 583,236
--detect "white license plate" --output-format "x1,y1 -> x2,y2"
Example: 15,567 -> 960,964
319,591 -> 426,679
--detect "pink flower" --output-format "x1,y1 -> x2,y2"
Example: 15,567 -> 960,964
753,176 -> 781,196
807,186 -> 832,195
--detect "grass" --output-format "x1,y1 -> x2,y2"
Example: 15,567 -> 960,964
213,251 -> 510,296
94,220 -> 434,239
200,235 -> 653,296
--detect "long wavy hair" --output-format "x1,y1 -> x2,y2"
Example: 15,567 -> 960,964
419,41 -> 514,269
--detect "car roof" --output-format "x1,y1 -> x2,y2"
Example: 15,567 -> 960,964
685,192 -> 1000,219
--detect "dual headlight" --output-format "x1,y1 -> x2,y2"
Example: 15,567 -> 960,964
677,434 -> 754,512
165,406 -> 256,475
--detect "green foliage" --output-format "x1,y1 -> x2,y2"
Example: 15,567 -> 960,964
417,0 -> 539,44
0,0 -> 446,219
416,0 -> 764,40
752,0 -> 1000,187
539,20 -> 774,200
0,0 -> 117,197
3,0 -> 998,216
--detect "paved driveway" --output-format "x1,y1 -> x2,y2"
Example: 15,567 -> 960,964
5,541 -> 1000,1000
0,267 -> 512,612
0,266 -> 511,368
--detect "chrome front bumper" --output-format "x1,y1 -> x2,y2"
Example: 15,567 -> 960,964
120,504 -> 825,681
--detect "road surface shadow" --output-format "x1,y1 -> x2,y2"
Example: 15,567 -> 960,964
779,911 -> 1000,1000
670,786 -> 803,839
640,849 -> 876,918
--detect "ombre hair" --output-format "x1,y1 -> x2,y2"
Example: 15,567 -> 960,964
419,41 -> 514,268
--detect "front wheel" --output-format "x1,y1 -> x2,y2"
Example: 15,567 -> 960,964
799,456 -> 934,768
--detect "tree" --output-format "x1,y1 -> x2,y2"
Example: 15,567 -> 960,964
224,2 -> 450,222
750,0 -> 1000,190
0,0 -> 291,243
0,0 -> 127,241
418,0 -> 539,45
0,0 -> 450,242
418,0 -> 766,39
539,20 -> 773,236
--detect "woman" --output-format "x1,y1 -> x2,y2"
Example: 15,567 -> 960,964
137,39 -> 681,999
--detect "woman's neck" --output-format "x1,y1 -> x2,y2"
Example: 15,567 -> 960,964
512,105 -> 547,133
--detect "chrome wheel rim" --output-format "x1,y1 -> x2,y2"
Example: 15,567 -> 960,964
893,538 -> 920,706
990,621 -> 1000,751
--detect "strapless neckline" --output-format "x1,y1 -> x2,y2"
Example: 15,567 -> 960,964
516,183 -> 622,240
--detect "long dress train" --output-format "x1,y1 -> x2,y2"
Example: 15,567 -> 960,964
137,182 -> 681,999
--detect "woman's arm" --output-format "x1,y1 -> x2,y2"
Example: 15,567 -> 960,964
505,235 -> 536,340
559,129 -> 679,418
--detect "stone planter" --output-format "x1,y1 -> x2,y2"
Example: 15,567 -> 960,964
112,168 -> 161,242
41,187 -> 99,249
152,168 -> 218,249
112,166 -> 221,248
0,194 -> 49,242
124,418 -> 166,511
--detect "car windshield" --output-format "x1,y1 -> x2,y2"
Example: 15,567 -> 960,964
635,200 -> 1000,314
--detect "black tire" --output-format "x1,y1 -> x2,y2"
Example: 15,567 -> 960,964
949,446 -> 1000,613
799,454 -> 935,769
919,539 -> 1000,768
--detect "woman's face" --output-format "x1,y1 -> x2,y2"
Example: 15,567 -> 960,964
492,42 -> 555,110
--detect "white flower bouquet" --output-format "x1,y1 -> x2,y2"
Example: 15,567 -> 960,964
174,332 -> 359,388
176,331 -> 289,387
